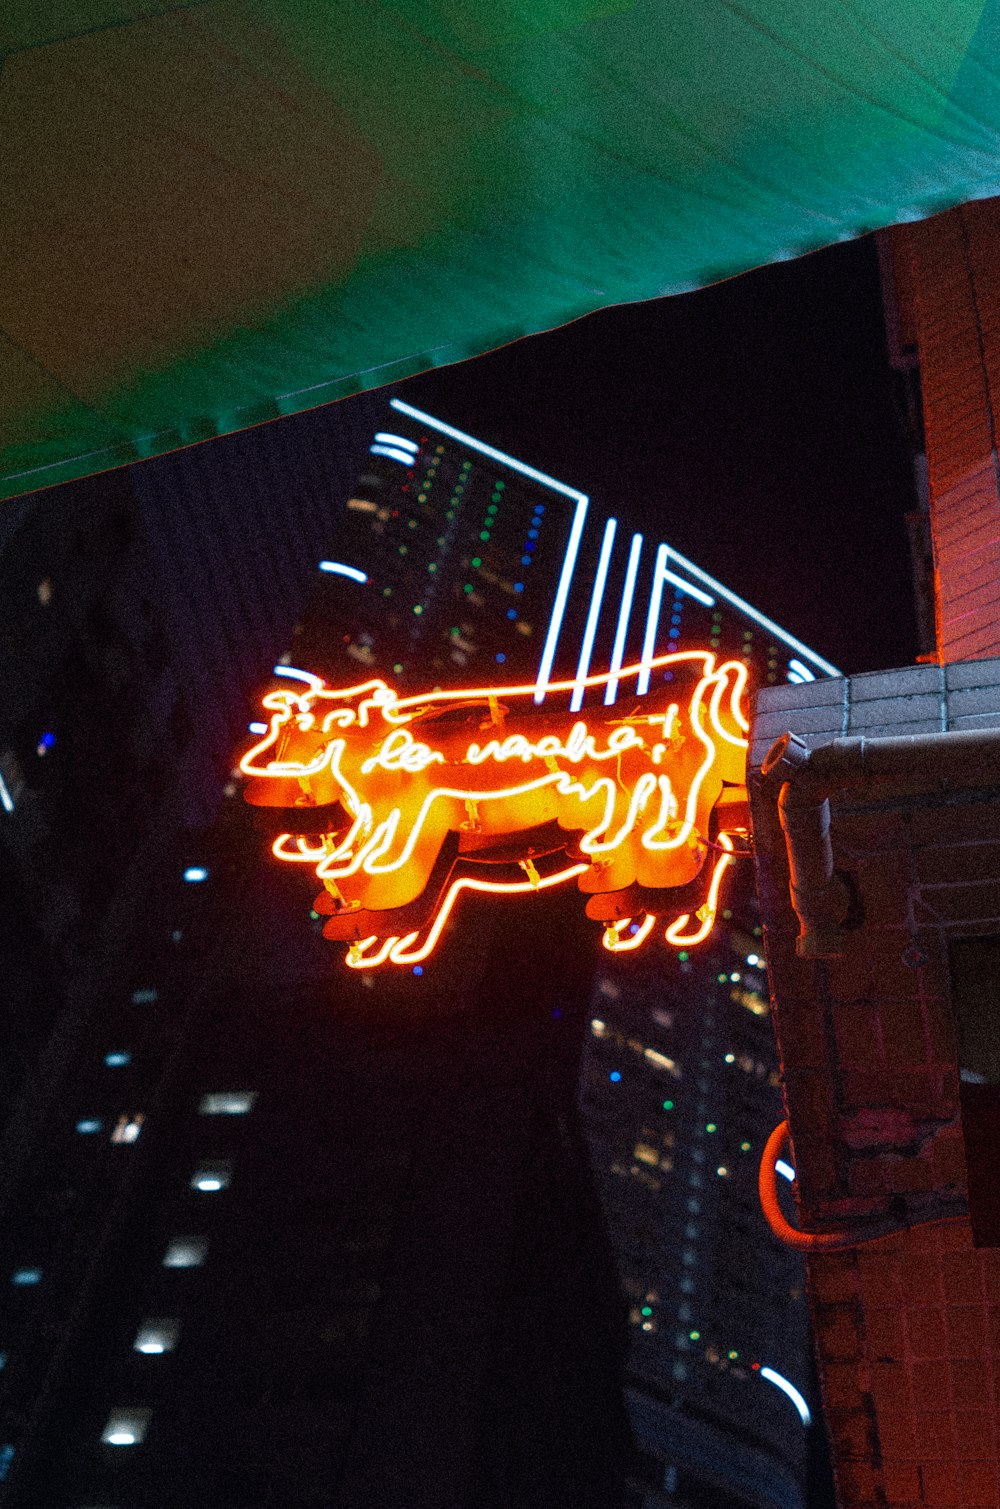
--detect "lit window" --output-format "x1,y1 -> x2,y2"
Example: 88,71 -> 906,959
133,1319 -> 179,1355
131,988 -> 158,1004
104,1051 -> 130,1068
190,1161 -> 231,1193
183,866 -> 208,883
10,1268 -> 41,1287
198,1092 -> 256,1116
633,1142 -> 659,1167
111,1114 -> 144,1145
643,1047 -> 677,1073
76,1118 -> 102,1135
37,578 -> 53,605
162,1236 -> 207,1268
102,1408 -> 151,1446
0,1444 -> 14,1482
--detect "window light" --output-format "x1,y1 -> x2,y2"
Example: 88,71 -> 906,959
76,1118 -> 102,1135
111,1115 -> 144,1145
131,988 -> 158,1004
190,1161 -> 231,1193
198,1092 -> 257,1116
133,1319 -> 179,1355
102,1408 -> 151,1446
162,1236 -> 207,1268
10,1268 -> 41,1287
104,1051 -> 130,1068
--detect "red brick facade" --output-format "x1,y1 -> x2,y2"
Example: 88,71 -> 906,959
750,203 -> 1000,1508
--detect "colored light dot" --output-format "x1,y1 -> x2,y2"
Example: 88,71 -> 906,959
730,972 -> 741,982
706,1123 -> 716,1133
514,583 -> 524,592
527,528 -> 538,539
662,1100 -> 674,1111
471,556 -> 482,567
496,653 -> 506,663
480,531 -> 490,542
393,663 -> 403,673
717,1166 -> 729,1177
521,555 -> 531,565
507,609 -> 517,620
413,605 -> 423,615
729,1350 -> 739,1360
428,563 -> 437,573
717,973 -> 727,984
383,587 -> 391,597
309,910 -> 319,920
412,966 -> 424,976
496,480 -> 505,489
741,1141 -> 751,1152
641,1306 -> 653,1317
487,504 -> 498,515
752,1362 -> 760,1371
725,1053 -> 735,1063
609,1071 -> 621,1083
689,1330 -> 700,1341
464,584 -> 473,593
629,922 -> 639,935
678,951 -> 689,962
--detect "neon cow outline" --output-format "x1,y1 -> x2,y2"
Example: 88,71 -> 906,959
240,651 -> 750,968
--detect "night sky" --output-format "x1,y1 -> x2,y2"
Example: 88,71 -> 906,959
398,232 -> 919,679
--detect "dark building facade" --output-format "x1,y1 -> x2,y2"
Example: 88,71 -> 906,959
2,394 -> 828,1507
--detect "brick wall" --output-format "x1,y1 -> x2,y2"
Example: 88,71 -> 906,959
897,202 -> 1000,662
750,662 -> 1000,1508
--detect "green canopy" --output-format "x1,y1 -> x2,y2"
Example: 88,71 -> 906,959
3,0 -> 1000,499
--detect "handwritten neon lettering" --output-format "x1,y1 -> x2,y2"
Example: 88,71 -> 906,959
240,651 -> 749,968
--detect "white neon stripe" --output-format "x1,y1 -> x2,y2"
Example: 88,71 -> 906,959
248,722 -> 267,735
369,445 -> 416,466
272,666 -> 323,692
373,432 -> 418,452
654,541 -> 840,677
0,774 -> 13,814
319,561 -> 368,584
390,398 -> 588,504
605,533 -> 643,707
760,1367 -> 811,1426
787,658 -> 816,682
786,672 -> 806,685
663,566 -> 714,608
775,1159 -> 796,1182
571,518 -> 617,712
637,544 -> 669,696
534,494 -> 590,703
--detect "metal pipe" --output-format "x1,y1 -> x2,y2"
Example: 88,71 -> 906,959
760,725 -> 1000,957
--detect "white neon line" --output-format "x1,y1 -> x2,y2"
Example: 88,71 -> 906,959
759,1367 -> 811,1426
373,432 -> 418,452
0,774 -> 13,814
655,541 -> 840,677
663,566 -> 714,608
390,398 -> 588,504
637,544 -> 669,696
786,672 -> 806,685
369,445 -> 416,466
248,722 -> 267,735
272,666 -> 323,691
605,533 -> 643,707
787,658 -> 816,682
319,561 -> 368,584
534,494 -> 590,703
570,518 -> 617,712
775,1159 -> 796,1182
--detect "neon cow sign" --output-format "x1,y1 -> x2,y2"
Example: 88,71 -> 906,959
240,651 -> 750,968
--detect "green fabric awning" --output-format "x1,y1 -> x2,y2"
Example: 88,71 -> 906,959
4,0 -> 1000,500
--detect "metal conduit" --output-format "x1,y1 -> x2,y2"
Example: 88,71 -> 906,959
760,726 -> 1000,958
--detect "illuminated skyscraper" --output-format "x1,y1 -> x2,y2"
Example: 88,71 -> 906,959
287,401 -> 832,1509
